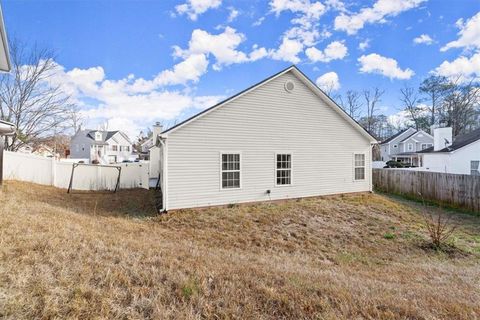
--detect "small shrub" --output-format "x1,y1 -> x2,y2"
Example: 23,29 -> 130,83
181,279 -> 199,300
383,232 -> 395,240
227,203 -> 237,209
420,197 -> 457,249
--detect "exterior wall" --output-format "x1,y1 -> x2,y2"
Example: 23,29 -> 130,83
422,140 -> 480,175
165,71 -> 372,210
70,133 -> 92,159
70,131 -> 133,163
380,129 -> 433,160
104,133 -> 132,163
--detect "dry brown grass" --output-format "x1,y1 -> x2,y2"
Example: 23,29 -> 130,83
0,181 -> 479,319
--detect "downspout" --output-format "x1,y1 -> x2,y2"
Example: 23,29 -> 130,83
157,135 -> 167,212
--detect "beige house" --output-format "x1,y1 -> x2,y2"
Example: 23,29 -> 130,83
152,66 -> 377,211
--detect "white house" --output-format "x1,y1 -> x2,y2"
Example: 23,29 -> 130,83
419,127 -> 480,175
379,128 -> 433,166
152,66 -> 377,211
70,129 -> 133,164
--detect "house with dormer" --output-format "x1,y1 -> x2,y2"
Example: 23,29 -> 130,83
379,128 -> 433,166
70,129 -> 133,164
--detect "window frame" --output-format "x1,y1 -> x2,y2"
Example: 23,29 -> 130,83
421,143 -> 432,150
111,145 -> 118,151
353,153 -> 366,181
219,152 -> 242,190
275,153 -> 293,187
407,143 -> 414,151
471,160 -> 480,176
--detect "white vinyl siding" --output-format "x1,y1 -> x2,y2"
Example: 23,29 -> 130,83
165,71 -> 372,210
276,154 -> 291,185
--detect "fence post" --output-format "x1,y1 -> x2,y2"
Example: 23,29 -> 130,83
51,157 -> 56,187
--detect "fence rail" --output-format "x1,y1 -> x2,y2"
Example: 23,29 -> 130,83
373,169 -> 480,212
2,151 -> 149,191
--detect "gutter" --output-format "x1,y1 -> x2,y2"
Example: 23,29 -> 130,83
0,120 -> 15,135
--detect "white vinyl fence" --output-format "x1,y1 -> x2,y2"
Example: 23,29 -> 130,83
3,151 -> 149,190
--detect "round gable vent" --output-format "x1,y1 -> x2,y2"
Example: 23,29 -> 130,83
284,80 -> 295,92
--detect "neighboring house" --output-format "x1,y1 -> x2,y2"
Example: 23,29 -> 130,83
70,129 -> 133,164
152,66 -> 377,211
418,127 -> 480,175
379,128 -> 433,166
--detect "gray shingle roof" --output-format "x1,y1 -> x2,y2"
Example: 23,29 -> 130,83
418,128 -> 480,153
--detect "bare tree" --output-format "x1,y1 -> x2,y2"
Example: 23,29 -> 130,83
363,88 -> 384,133
419,75 -> 451,126
400,86 -> 429,131
339,90 -> 362,120
440,79 -> 480,136
0,39 -> 78,151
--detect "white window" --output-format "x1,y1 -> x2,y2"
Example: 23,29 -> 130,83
111,145 -> 118,151
81,144 -> 85,151
75,144 -> 79,152
407,143 -> 413,151
421,143 -> 432,150
276,154 -> 291,185
95,132 -> 102,141
354,154 -> 366,180
471,161 -> 480,176
221,153 -> 240,189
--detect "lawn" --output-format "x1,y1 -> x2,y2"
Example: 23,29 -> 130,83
0,181 -> 479,319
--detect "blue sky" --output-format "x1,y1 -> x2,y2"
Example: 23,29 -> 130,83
3,0 -> 480,138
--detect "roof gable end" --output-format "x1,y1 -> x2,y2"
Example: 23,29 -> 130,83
163,65 -> 376,143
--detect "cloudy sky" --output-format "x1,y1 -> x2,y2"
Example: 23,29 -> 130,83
4,0 -> 480,138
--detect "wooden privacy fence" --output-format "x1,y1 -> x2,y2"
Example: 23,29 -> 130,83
373,169 -> 480,213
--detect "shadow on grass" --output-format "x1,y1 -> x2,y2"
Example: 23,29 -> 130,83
1,181 -> 159,218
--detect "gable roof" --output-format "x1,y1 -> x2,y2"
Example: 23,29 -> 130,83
419,128 -> 480,153
399,130 -> 433,143
380,128 -> 415,144
77,129 -> 131,144
162,65 -> 377,143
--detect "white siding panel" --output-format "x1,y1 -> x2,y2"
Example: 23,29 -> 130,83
166,71 -> 372,209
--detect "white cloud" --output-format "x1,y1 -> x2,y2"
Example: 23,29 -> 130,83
252,16 -> 265,27
358,39 -> 370,51
227,7 -> 239,22
358,53 -> 414,79
268,37 -> 304,63
174,27 -> 266,70
155,54 -> 209,86
434,52 -> 480,82
441,12 -> 480,52
413,34 -> 434,45
44,62 -> 224,140
305,40 -> 348,62
316,71 -> 340,92
334,0 -> 426,35
175,0 -> 222,20
270,0 -> 328,47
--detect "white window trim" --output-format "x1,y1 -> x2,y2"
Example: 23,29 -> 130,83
353,152 -> 366,182
407,143 -> 414,151
274,152 -> 293,187
471,160 -> 480,176
219,151 -> 242,190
